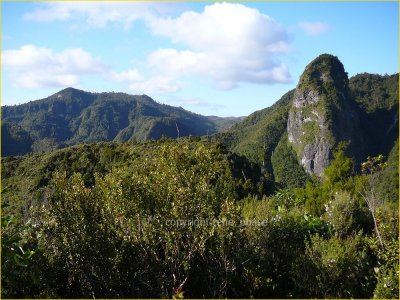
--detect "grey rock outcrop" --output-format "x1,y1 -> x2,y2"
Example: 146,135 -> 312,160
287,54 -> 364,176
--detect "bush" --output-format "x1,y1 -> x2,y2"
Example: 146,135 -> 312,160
240,195 -> 329,298
324,190 -> 373,237
29,141 -> 249,298
1,208 -> 36,298
369,238 -> 399,299
293,233 -> 375,298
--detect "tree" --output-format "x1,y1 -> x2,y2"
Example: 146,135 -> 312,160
292,233 -> 375,298
1,204 -> 36,298
323,144 -> 354,192
359,155 -> 387,250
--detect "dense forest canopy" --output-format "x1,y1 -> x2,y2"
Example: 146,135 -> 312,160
1,89 -> 242,157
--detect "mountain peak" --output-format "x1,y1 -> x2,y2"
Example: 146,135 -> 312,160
57,87 -> 85,94
287,54 -> 362,176
308,53 -> 341,65
305,54 -> 344,73
51,87 -> 91,99
59,87 -> 81,92
299,54 -> 348,92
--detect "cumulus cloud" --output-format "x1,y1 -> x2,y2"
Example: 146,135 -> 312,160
163,96 -> 226,112
108,69 -> 143,83
145,2 -> 292,89
298,21 -> 329,36
1,44 -> 179,93
2,45 -> 106,88
107,68 -> 181,94
128,76 -> 183,94
148,49 -> 206,76
23,2 -> 179,30
19,2 -> 294,92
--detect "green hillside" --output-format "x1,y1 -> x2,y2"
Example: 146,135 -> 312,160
349,73 -> 399,157
216,90 -> 294,168
217,59 -> 398,188
1,88 -> 241,156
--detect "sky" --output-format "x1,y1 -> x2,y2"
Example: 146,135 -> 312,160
2,1 -> 398,117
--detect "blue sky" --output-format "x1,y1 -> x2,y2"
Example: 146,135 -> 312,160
2,1 -> 398,117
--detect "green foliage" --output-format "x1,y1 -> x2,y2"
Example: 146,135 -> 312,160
1,88 -> 236,156
355,153 -> 398,264
297,146 -> 357,217
375,140 -> 399,202
361,154 -> 387,175
366,225 -> 399,300
323,143 -> 354,190
270,189 -> 303,210
375,201 -> 399,243
374,266 -> 399,299
298,181 -> 330,216
24,141 -> 255,298
324,190 -> 372,238
350,73 -> 399,158
1,142 -> 140,217
293,233 -> 375,298
271,134 -> 309,188
1,121 -> 33,156
1,58 -> 398,298
1,140 -> 265,220
372,239 -> 399,299
216,90 -> 294,174
299,54 -> 349,90
1,204 -> 36,298
350,73 -> 399,112
240,194 -> 330,298
1,137 -> 397,298
205,116 -> 244,132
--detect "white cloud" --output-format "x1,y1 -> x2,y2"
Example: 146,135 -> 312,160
148,49 -> 206,76
149,3 -> 288,52
145,2 -> 292,88
128,76 -> 183,94
2,45 -> 106,88
180,97 -> 225,110
1,44 -> 179,93
23,2 -> 180,30
107,69 -> 181,94
109,69 -> 143,83
19,2 -> 294,93
163,96 -> 226,112
298,21 -> 329,36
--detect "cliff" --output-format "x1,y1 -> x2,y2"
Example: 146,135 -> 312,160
287,54 -> 364,176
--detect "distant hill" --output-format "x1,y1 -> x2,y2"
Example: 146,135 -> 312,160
1,88 -> 242,156
206,115 -> 246,132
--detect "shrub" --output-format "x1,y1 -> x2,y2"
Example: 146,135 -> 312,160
293,233 -> 375,298
324,190 -> 373,238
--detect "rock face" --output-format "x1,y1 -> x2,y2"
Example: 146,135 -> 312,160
287,54 -> 364,176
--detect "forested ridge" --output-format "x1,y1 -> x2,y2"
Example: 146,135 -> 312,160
1,54 -> 398,299
1,89 -> 242,157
